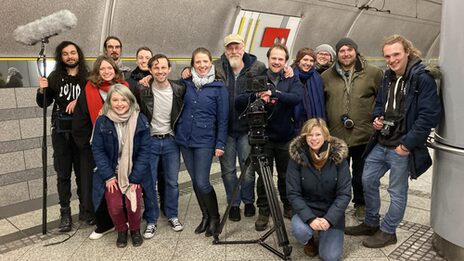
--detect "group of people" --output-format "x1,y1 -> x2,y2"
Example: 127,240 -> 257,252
36,32 -> 441,260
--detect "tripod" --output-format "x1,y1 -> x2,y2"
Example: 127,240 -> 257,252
213,143 -> 292,260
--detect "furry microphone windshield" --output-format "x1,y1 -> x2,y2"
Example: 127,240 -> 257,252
13,10 -> 77,45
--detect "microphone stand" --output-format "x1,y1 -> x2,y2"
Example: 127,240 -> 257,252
37,37 -> 49,235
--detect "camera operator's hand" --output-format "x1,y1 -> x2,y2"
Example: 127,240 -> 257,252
373,116 -> 384,130
215,149 -> 224,157
258,90 -> 272,103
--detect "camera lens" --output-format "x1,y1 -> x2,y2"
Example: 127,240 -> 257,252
341,114 -> 354,129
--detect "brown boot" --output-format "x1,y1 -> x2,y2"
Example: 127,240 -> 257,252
345,222 -> 379,236
362,230 -> 397,248
304,237 -> 318,257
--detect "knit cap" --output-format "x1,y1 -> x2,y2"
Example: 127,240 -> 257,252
335,37 -> 358,53
315,44 -> 336,61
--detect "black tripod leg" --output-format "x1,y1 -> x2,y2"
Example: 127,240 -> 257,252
256,155 -> 292,259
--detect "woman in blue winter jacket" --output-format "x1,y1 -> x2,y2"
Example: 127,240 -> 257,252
91,84 -> 152,248
286,118 -> 351,260
175,47 -> 228,237
292,48 -> 326,131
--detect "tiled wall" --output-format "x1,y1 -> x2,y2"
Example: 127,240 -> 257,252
0,87 -> 71,208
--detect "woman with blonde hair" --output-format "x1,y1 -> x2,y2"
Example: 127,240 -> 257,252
286,118 -> 351,260
91,84 -> 152,247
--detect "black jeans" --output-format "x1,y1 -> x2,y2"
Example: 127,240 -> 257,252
255,140 -> 291,215
79,147 -> 95,218
348,144 -> 367,206
52,130 -> 81,208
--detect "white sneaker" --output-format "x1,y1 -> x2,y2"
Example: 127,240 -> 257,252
143,223 -> 157,239
168,217 -> 184,232
89,228 -> 113,240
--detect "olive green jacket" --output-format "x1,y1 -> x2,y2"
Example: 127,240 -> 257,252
322,54 -> 383,147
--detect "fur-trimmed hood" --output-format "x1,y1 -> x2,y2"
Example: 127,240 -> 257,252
289,135 -> 348,167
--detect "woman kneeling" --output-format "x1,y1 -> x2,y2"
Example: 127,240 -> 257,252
286,118 -> 351,261
91,84 -> 152,248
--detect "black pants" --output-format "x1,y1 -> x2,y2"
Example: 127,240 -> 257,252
95,197 -> 114,232
348,144 -> 367,206
256,140 -> 291,215
52,130 -> 81,208
79,147 -> 96,218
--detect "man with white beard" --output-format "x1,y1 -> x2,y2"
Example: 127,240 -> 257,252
213,34 -> 267,221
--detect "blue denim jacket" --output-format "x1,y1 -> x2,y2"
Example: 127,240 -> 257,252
91,113 -> 154,211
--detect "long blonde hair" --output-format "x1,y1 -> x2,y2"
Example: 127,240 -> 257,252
300,118 -> 330,141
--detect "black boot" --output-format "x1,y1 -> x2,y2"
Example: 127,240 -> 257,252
59,207 -> 72,232
203,189 -> 220,237
193,185 -> 209,234
116,230 -> 128,248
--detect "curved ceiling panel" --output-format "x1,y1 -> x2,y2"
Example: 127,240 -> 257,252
1,0 -> 106,57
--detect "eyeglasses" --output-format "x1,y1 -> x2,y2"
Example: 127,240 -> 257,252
317,52 -> 331,57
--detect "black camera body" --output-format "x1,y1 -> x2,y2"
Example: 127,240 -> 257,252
246,74 -> 269,93
244,73 -> 269,145
340,114 -> 354,129
380,119 -> 395,136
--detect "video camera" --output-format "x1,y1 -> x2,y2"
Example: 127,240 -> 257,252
244,73 -> 269,145
246,74 -> 269,93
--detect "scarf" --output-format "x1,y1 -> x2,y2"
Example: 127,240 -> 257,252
307,140 -> 330,171
293,67 -> 326,129
191,65 -> 216,89
85,80 -> 129,125
106,109 -> 139,212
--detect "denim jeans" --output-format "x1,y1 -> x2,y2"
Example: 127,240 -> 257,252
180,146 -> 215,194
143,136 -> 181,223
363,144 -> 409,234
219,135 -> 255,206
150,136 -> 180,219
291,215 -> 344,261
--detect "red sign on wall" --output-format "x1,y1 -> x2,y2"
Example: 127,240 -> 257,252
260,27 -> 291,47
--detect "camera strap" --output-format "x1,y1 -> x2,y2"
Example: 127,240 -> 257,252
344,86 -> 351,115
384,76 -> 404,112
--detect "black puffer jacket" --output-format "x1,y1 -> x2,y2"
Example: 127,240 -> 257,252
286,135 -> 351,230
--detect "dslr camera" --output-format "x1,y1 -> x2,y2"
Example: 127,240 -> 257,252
340,114 -> 354,129
380,119 -> 395,136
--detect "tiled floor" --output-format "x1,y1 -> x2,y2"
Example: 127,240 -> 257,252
0,161 -> 446,260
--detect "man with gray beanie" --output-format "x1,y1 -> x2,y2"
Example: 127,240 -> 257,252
315,44 -> 336,74
321,37 -> 383,221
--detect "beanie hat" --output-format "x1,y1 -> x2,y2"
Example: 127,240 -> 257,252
335,37 -> 358,54
315,44 -> 336,61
